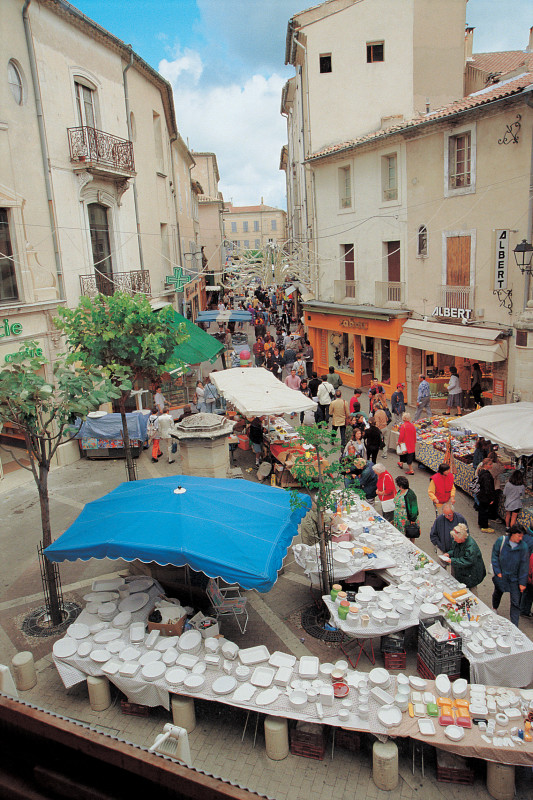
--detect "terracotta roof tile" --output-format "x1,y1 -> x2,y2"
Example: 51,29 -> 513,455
224,204 -> 281,213
308,72 -> 533,161
470,51 -> 533,76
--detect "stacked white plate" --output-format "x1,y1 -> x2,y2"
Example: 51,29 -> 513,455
118,593 -> 149,613
141,661 -> 166,682
67,623 -> 90,640
98,602 -> 117,621
184,674 -> 205,693
119,646 -> 141,662
369,668 -> 391,690
165,666 -> 188,686
126,577 -> 153,593
90,648 -> 112,663
178,629 -> 202,655
212,675 -> 237,695
53,638 -> 77,659
112,611 -> 132,629
77,641 -> 92,658
496,637 -> 511,653
139,651 -> 162,666
94,629 -> 122,644
163,648 -> 179,665
129,622 -> 145,643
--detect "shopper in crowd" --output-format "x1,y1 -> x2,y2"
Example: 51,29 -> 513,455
284,367 -> 301,391
478,457 -> 497,533
363,417 -> 382,464
485,448 -> 505,519
414,374 -> 431,421
302,339 -> 314,378
503,470 -> 526,532
352,413 -> 368,435
328,365 -> 343,391
397,411 -> 416,474
299,378 -> 314,425
428,463 -> 456,514
472,436 -> 489,471
203,376 -> 218,414
373,400 -> 390,459
316,374 -> 334,424
268,347 -> 284,381
390,383 -> 405,425
329,388 -> 350,448
393,475 -> 419,536
430,503 -> 468,557
283,343 -> 297,377
308,371 -> 321,400
445,365 -> 462,416
447,524 -> 486,593
471,362 -> 484,407
248,417 -> 264,468
374,463 -> 396,522
252,337 -> 265,367
520,531 -> 533,618
491,525 -> 529,627
154,386 -> 166,413
349,389 -> 361,415
293,353 -> 306,379
157,405 -> 176,464
344,427 -> 366,460
344,458 -> 377,500
148,406 -> 162,463
194,380 -> 206,412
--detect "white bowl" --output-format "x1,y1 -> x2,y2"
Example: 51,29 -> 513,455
289,690 -> 308,709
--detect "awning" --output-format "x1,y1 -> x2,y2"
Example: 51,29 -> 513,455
398,320 -> 508,362
196,310 -> 252,323
164,308 -> 224,365
205,285 -> 223,291
210,367 -> 317,417
44,476 -> 311,592
453,403 -> 533,457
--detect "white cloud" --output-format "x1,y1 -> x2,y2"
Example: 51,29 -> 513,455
160,56 -> 288,209
159,48 -> 203,87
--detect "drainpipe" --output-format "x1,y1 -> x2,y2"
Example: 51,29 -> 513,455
22,0 -> 64,300
123,46 -> 144,269
169,135 -> 185,312
524,92 -> 533,306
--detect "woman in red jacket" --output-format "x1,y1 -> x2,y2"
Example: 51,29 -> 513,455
397,412 -> 416,475
374,463 -> 396,521
428,463 -> 456,514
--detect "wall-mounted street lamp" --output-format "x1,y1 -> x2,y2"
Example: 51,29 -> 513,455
513,239 -> 533,276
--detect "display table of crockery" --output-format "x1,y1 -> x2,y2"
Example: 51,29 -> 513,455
292,541 -> 395,585
316,499 -> 533,688
52,601 -> 533,768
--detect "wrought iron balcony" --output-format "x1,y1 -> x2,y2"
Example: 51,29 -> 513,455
375,281 -> 406,306
68,126 -> 135,175
79,270 -> 151,298
334,280 -> 358,304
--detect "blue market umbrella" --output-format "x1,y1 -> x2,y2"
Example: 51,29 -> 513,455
44,475 -> 311,592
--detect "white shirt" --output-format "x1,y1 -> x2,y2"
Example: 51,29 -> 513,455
154,391 -> 166,412
157,413 -> 174,439
317,381 -> 334,405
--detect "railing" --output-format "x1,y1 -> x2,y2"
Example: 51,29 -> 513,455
334,280 -> 358,304
68,126 -> 135,173
375,281 -> 405,306
438,284 -> 474,310
79,270 -> 151,298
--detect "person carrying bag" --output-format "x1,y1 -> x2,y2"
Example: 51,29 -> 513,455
404,485 -> 420,538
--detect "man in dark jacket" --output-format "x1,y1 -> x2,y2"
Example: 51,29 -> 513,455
491,526 -> 529,626
344,458 -> 377,500
478,458 -> 496,533
308,372 -> 321,398
390,383 -> 406,425
364,418 -> 382,464
430,504 -> 468,556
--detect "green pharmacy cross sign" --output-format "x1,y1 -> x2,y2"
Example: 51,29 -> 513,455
166,266 -> 191,292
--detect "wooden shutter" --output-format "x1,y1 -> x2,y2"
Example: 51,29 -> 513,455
319,330 -> 327,364
446,236 -> 470,286
387,241 -> 400,282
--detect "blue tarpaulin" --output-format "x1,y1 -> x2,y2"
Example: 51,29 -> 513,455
196,310 -> 252,323
44,475 -> 311,592
75,412 -> 148,441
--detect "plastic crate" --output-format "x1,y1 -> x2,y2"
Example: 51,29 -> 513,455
380,633 -> 405,653
237,434 -> 250,450
383,651 -> 406,670
290,722 -> 326,760
418,615 -> 462,659
418,639 -> 462,676
120,699 -> 151,717
417,654 -> 460,682
436,749 -> 475,784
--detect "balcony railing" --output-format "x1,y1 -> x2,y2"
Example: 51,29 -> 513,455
68,126 -> 135,174
375,281 -> 405,306
79,270 -> 151,298
438,284 -> 474,311
334,280 -> 358,304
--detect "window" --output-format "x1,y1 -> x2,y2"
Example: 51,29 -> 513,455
88,203 -> 113,293
342,244 -> 355,282
417,225 -> 428,257
338,166 -> 351,209
319,54 -> 332,73
243,221 -> 248,232
152,112 -> 164,169
8,60 -> 24,106
129,111 -> 136,141
367,41 -> 384,62
382,154 -> 397,201
244,240 -> 249,249
444,234 -> 473,308
449,132 -> 471,189
231,221 -> 237,233
0,209 -> 19,302
386,241 -> 400,283
516,330 -> 528,347
254,239 -> 260,249
75,81 -> 96,128
271,219 -> 277,231
253,220 -> 259,232
160,223 -> 169,268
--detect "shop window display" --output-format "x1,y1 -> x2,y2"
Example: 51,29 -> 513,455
328,332 -> 354,374
361,336 -> 390,384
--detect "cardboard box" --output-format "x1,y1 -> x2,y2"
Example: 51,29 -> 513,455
147,614 -> 186,637
190,611 -> 220,638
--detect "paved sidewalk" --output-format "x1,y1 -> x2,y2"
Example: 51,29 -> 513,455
0,411 -> 532,799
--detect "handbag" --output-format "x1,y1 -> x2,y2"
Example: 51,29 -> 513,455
468,474 -> 480,495
396,442 -> 407,455
381,498 -> 395,513
404,521 -> 421,539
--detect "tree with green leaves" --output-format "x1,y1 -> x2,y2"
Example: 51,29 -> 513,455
0,345 -> 121,625
289,423 -> 365,595
55,293 -> 188,481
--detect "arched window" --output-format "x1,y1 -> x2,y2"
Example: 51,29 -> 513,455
75,80 -> 96,128
88,203 -> 113,294
8,60 -> 24,106
417,225 -> 428,257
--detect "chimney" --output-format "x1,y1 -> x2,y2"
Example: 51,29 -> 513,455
527,26 -> 533,53
261,196 -> 264,205
464,26 -> 474,62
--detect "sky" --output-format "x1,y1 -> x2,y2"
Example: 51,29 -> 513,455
74,0 -> 532,210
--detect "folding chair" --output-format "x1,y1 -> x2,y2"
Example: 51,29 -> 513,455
206,578 -> 249,634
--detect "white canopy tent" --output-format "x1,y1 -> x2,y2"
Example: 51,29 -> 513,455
453,402 -> 533,457
210,368 -> 317,417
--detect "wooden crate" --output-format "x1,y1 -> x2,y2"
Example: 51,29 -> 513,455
120,700 -> 151,717
290,721 -> 326,760
383,651 -> 406,670
436,749 -> 474,784
334,728 -> 361,753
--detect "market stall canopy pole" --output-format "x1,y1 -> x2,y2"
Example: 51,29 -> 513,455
453,402 -> 533,457
43,476 -> 311,592
210,367 -> 317,417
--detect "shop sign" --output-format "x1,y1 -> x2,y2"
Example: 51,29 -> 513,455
0,318 -> 23,339
431,307 -> 472,320
493,378 -> 505,397
339,318 -> 369,330
494,229 -> 509,291
4,343 -> 43,363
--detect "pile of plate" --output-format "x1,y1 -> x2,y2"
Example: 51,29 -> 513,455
98,602 -> 117,621
112,611 -> 132,629
178,629 -> 202,656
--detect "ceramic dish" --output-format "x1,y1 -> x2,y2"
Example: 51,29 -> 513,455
141,661 -> 166,682
112,611 -> 132,629
409,676 -> 427,689
77,641 -> 93,658
369,668 -> 390,688
119,646 -> 142,662
298,656 -> 319,679
106,641 -> 124,654
418,719 -> 436,736
125,578 -> 153,593
338,541 -> 354,550
53,638 -> 77,659
129,622 -> 145,643
118,592 -> 149,613
176,653 -> 199,669
333,682 -> 349,698
155,636 -> 180,651
92,578 -> 124,592
101,659 -> 121,676
212,675 -> 237,695
183,674 -> 205,693
255,688 -> 281,706
250,666 -> 275,688
238,645 -> 270,665
93,629 -> 123,644
377,705 -> 402,728
333,550 -> 351,564
268,651 -> 297,669
435,675 -> 451,696
165,666 -> 188,686
89,622 -> 108,634
67,623 -> 90,640
289,690 -> 307,709
232,682 -> 257,703
83,591 -> 118,603
178,630 -> 202,653
163,648 -> 179,665
119,661 -> 140,678
90,648 -> 112,663
444,724 -> 465,742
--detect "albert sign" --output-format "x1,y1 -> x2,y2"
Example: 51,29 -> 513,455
494,229 -> 508,291
431,307 -> 472,320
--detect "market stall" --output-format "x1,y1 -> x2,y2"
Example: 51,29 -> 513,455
44,475 -> 311,592
75,411 -> 148,459
210,368 -> 316,418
